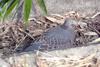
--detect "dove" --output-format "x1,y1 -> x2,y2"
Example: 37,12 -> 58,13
24,18 -> 76,51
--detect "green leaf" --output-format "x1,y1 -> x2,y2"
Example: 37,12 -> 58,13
0,0 -> 9,7
4,0 -> 18,18
24,0 -> 32,25
37,0 -> 47,15
0,3 -> 7,20
0,12 -> 2,18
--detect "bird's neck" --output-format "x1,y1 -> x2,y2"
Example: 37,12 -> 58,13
60,24 -> 68,30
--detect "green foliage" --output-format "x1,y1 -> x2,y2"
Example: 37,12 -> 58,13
0,3 -> 7,21
37,0 -> 47,15
0,0 -> 9,7
0,0 -> 18,21
0,0 -> 47,24
4,0 -> 18,19
24,0 -> 32,25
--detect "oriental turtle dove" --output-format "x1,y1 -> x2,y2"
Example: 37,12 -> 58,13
24,18 -> 76,51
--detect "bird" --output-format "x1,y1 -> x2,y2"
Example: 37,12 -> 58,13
24,18 -> 76,52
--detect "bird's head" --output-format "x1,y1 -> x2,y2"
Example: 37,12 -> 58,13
61,18 -> 78,30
